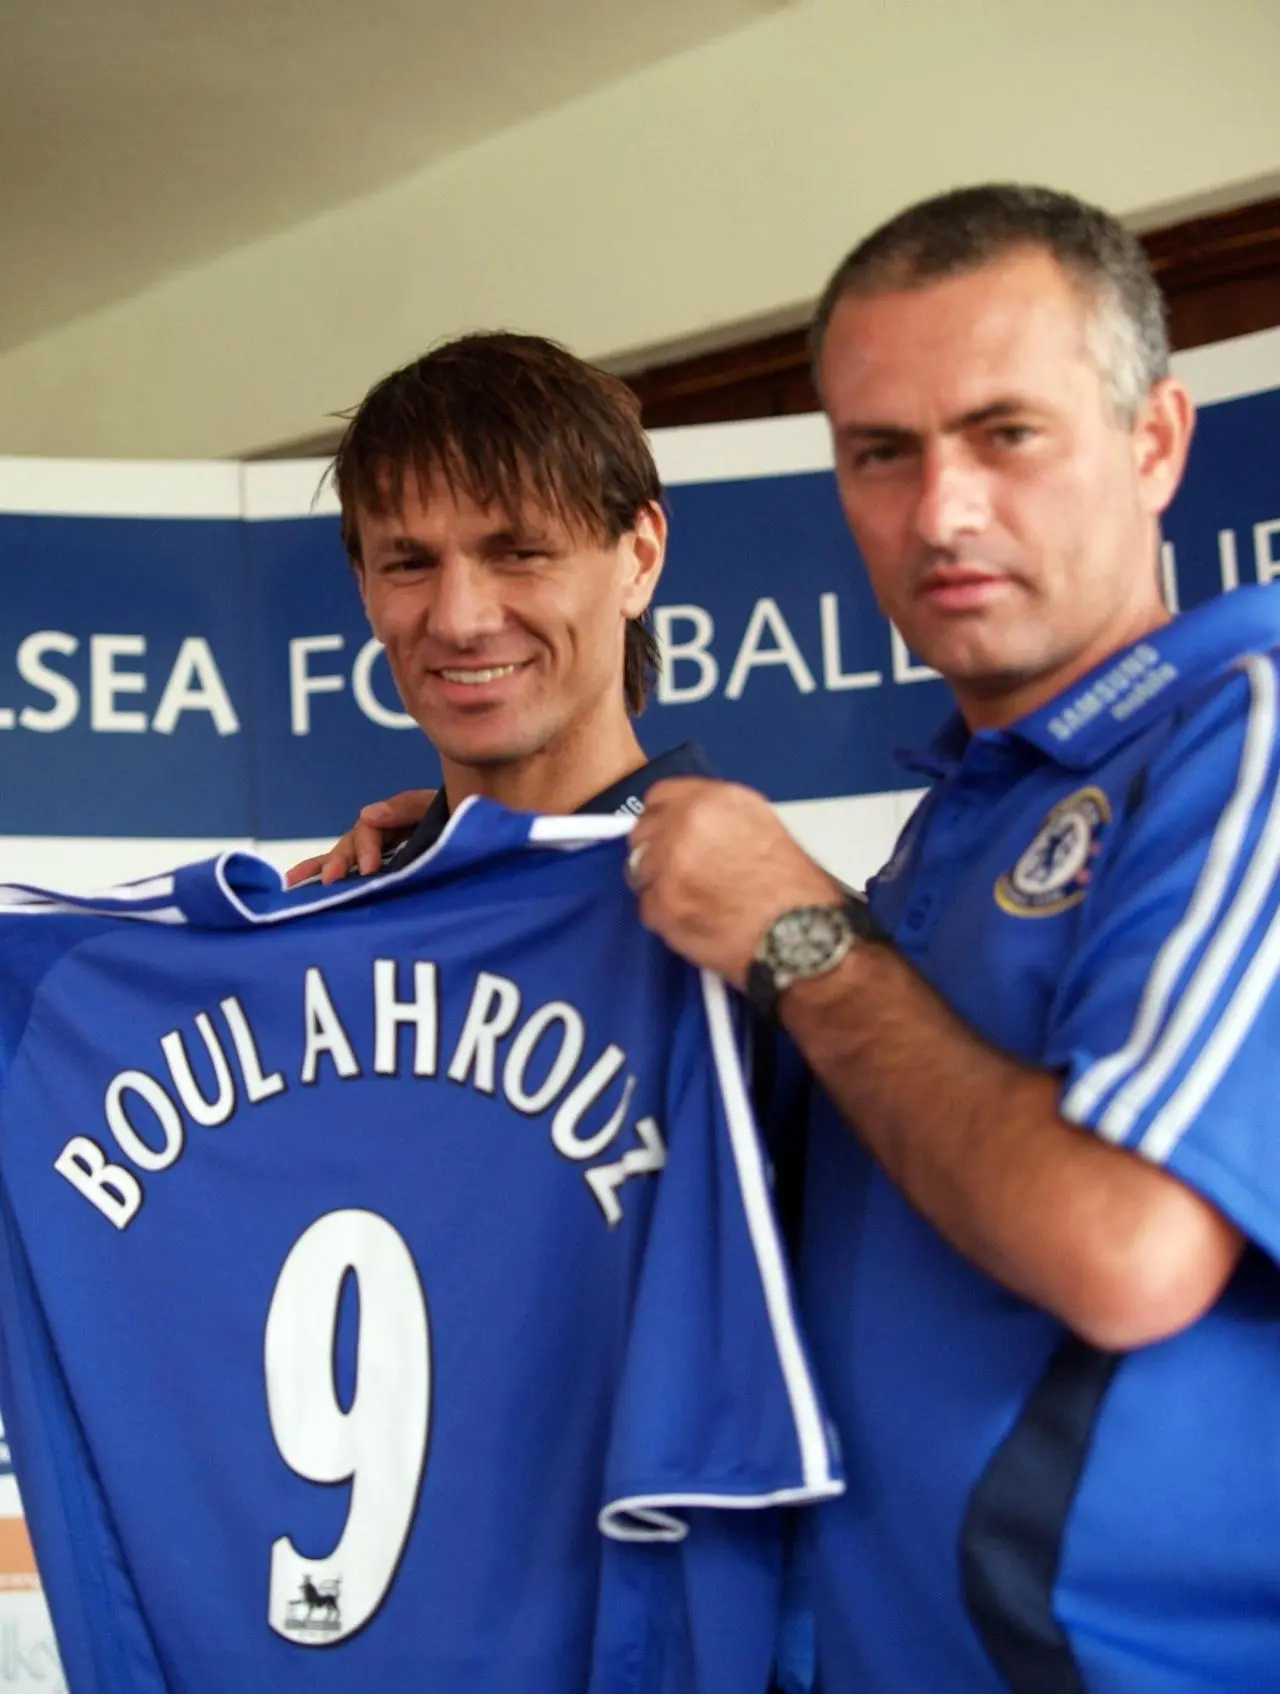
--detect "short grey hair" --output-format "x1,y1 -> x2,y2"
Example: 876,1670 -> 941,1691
810,184 -> 1170,425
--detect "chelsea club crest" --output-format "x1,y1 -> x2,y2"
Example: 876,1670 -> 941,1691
995,787 -> 1110,917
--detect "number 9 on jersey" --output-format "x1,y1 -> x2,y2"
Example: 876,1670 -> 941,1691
265,1209 -> 431,1645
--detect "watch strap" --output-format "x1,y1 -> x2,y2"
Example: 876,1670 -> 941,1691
745,956 -> 783,1026
842,889 -> 885,944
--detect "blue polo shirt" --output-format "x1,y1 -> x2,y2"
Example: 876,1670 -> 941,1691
797,585 -> 1280,1694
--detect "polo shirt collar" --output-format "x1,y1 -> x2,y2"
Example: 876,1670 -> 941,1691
388,741 -> 714,867
903,585 -> 1280,777
1017,586 -> 1280,766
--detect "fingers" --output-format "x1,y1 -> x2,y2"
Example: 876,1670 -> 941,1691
348,790 -> 436,876
283,789 -> 438,887
349,811 -> 393,879
282,828 -> 361,888
283,853 -> 329,888
368,790 -> 437,829
621,777 -> 839,984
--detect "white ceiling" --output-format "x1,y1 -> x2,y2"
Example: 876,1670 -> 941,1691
0,0 -> 780,355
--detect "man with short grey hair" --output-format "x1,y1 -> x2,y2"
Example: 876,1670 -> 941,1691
810,183 -> 1170,424
632,183 -> 1280,1692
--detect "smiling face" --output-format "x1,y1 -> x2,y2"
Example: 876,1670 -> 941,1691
353,473 -> 664,808
819,248 -> 1193,728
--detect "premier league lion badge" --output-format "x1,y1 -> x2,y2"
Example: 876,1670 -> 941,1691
994,786 -> 1110,917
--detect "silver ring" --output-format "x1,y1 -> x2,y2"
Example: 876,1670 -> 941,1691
625,841 -> 648,889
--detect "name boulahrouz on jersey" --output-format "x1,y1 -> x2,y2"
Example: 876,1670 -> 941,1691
53,962 -> 666,1232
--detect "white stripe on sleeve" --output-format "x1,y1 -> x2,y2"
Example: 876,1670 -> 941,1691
1063,654 -> 1279,1139
1138,900 -> 1280,1162
698,971 -> 836,1494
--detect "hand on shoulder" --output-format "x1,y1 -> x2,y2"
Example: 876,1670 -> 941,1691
284,790 -> 437,886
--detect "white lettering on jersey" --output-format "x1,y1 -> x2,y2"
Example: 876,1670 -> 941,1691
105,1069 -> 186,1171
301,968 -> 362,1084
373,959 -> 438,1077
503,1002 -> 585,1115
161,1012 -> 237,1127
53,1137 -> 142,1230
447,972 -> 522,1093
552,1046 -> 633,1161
221,994 -> 287,1103
55,963 -> 667,1231
585,1116 -> 667,1228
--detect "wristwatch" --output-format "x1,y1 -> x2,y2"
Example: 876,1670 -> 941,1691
746,893 -> 880,1024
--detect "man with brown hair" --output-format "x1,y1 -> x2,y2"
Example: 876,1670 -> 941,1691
288,330 -> 715,886
283,331 -> 814,1692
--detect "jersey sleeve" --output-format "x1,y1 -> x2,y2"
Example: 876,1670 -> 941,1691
599,971 -> 842,1543
1048,651 -> 1280,1261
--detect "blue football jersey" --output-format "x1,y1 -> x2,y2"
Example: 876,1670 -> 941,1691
796,586 -> 1280,1694
0,799 -> 841,1694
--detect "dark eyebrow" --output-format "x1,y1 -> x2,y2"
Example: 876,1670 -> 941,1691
367,523 -> 553,563
835,422 -> 916,445
953,400 -> 1036,429
479,523 -> 562,555
369,535 -> 438,565
835,398 -> 1042,445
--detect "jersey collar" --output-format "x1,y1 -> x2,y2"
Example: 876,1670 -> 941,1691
387,741 -> 714,868
906,587 -> 1280,777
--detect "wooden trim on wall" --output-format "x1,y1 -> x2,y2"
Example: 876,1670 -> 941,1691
623,194 -> 1280,429
1143,195 -> 1280,354
623,328 -> 814,431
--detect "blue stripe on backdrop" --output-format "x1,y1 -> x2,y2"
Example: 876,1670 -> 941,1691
0,514 -> 254,836
244,513 -> 432,841
0,380 -> 1275,840
1163,387 -> 1280,605
648,471 -> 949,802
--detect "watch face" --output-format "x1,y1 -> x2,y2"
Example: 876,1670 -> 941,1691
771,906 -> 846,972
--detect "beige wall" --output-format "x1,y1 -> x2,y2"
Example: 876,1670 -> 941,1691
2,0 -> 1277,459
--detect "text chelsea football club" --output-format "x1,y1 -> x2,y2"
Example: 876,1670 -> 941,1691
53,961 -> 666,1231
